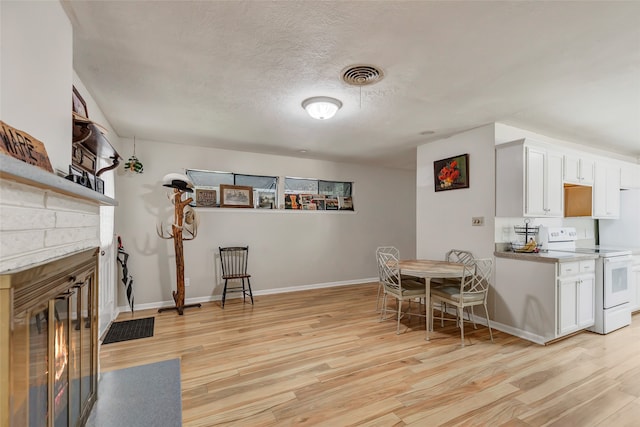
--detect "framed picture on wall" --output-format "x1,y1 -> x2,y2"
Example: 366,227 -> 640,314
257,192 -> 276,209
338,196 -> 353,210
94,176 -> 104,194
325,196 -> 339,210
284,194 -> 301,209
195,189 -> 217,207
219,184 -> 253,208
72,86 -> 88,118
434,153 -> 469,192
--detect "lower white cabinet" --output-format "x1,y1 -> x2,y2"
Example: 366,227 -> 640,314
494,256 -> 597,344
557,260 -> 595,335
631,256 -> 640,313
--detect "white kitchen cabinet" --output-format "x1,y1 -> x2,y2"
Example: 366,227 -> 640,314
620,161 -> 640,190
496,139 -> 564,217
493,255 -> 597,344
564,153 -> 595,185
558,278 -> 578,334
593,162 -> 620,219
557,260 -> 595,335
631,256 -> 640,313
577,274 -> 595,327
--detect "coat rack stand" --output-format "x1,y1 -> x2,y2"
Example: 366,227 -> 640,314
158,188 -> 201,315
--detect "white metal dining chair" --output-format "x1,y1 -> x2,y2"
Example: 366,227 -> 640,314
431,249 -> 476,325
431,249 -> 475,287
430,258 -> 494,346
375,246 -> 424,312
377,251 -> 427,334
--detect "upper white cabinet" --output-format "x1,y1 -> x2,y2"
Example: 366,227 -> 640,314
527,147 -> 564,217
563,153 -> 595,185
496,139 -> 563,217
593,162 -> 621,219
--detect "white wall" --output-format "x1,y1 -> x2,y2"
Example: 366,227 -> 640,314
1,1 -> 121,335
416,124 -> 496,260
114,138 -> 417,308
0,1 -> 72,172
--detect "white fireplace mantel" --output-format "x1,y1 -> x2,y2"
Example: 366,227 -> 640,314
0,154 -> 117,273
0,154 -> 117,206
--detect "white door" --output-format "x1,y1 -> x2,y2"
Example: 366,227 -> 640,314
98,227 -> 117,338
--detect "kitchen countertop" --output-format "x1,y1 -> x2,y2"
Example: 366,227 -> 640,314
494,250 -> 599,263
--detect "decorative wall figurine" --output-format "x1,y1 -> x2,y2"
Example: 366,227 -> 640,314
124,136 -> 144,173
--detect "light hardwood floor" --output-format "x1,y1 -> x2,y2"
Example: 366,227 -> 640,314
99,283 -> 640,426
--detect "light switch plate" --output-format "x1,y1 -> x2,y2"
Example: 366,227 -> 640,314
472,217 -> 484,226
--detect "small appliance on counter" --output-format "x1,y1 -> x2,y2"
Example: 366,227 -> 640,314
511,220 -> 540,252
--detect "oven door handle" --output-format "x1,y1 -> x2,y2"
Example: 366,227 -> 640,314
604,255 -> 632,264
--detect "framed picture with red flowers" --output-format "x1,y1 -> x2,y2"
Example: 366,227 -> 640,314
434,153 -> 469,192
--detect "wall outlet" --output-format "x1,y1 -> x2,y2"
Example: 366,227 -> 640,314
472,217 -> 484,226
185,278 -> 190,287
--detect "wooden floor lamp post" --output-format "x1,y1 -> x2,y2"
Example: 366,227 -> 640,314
157,173 -> 201,315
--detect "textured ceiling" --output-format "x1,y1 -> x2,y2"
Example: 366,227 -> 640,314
63,1 -> 640,169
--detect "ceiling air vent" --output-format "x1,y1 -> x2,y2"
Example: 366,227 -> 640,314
341,65 -> 384,86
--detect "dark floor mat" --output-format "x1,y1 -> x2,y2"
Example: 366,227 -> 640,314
102,317 -> 155,344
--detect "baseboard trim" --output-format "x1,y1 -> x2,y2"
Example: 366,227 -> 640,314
433,305 -> 547,346
485,320 -> 547,345
118,277 -> 378,312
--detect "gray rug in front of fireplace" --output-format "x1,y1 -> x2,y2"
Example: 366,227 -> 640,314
86,358 -> 182,427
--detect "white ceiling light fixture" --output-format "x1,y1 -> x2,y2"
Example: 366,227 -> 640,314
301,96 -> 342,120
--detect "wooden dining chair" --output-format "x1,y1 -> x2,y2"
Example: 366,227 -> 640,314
430,258 -> 494,346
377,251 -> 427,334
218,246 -> 253,308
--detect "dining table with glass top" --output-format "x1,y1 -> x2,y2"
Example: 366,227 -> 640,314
398,259 -> 466,341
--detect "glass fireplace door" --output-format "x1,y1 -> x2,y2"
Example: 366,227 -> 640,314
52,296 -> 70,427
29,303 -> 50,427
4,248 -> 99,427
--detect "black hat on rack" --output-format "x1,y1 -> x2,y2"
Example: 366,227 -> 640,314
162,173 -> 194,193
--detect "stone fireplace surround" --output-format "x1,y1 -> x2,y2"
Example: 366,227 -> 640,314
1,154 -> 117,427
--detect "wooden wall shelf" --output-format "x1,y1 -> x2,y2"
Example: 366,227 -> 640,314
72,117 -> 121,176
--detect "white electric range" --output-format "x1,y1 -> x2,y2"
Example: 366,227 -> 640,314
538,226 -> 632,334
